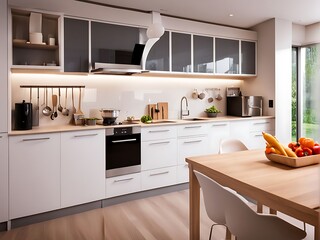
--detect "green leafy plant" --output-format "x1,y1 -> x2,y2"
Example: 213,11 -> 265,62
140,115 -> 152,123
205,105 -> 221,113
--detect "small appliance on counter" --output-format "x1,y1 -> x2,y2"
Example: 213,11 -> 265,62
14,100 -> 33,130
226,87 -> 263,117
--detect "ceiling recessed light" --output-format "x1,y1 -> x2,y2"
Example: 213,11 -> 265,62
229,14 -> 234,17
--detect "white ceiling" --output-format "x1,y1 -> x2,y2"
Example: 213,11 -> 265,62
81,0 -> 320,29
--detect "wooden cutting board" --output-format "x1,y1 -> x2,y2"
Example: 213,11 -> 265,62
147,102 -> 168,120
157,102 -> 168,119
147,104 -> 158,120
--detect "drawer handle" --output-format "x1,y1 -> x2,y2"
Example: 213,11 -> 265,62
184,140 -> 202,144
150,141 -> 170,145
148,130 -> 170,133
211,123 -> 228,127
22,137 -> 50,142
74,133 -> 98,138
112,139 -> 137,143
185,126 -> 201,129
254,122 -> 270,125
150,171 -> 169,176
114,177 -> 134,183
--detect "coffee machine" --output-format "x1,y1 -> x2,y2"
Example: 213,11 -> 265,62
14,100 -> 32,130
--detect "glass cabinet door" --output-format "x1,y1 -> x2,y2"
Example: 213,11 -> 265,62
172,32 -> 191,72
91,22 -> 140,65
193,35 -> 213,73
64,18 -> 89,72
215,38 -> 239,74
241,40 -> 256,75
146,31 -> 169,71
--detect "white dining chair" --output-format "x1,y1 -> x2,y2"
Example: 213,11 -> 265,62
194,170 -> 233,240
219,138 -> 248,154
224,183 -> 307,240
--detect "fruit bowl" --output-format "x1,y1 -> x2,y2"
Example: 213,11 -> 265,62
265,153 -> 320,168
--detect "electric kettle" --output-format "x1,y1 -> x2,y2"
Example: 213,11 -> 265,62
14,100 -> 32,130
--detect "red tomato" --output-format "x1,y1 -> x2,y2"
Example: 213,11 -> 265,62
312,145 -> 320,155
288,142 -> 299,151
295,147 -> 312,157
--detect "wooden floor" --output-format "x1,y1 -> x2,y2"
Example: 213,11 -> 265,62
0,189 -> 314,240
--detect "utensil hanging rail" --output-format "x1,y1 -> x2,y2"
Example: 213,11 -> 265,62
20,85 -> 85,89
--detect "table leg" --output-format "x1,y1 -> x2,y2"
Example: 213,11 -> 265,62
189,164 -> 200,240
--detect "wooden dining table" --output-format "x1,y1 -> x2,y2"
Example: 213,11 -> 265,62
186,149 -> 320,240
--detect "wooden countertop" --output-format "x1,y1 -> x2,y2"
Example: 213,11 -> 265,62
9,116 -> 275,136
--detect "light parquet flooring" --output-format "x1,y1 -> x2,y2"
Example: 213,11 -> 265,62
0,189 -> 314,240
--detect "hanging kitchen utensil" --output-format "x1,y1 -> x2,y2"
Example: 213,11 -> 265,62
62,88 -> 69,116
76,87 -> 84,115
207,89 -> 214,103
69,88 -> 77,124
42,87 -> 52,116
58,87 -> 63,112
51,89 -> 58,120
215,88 -> 222,101
32,87 -> 39,126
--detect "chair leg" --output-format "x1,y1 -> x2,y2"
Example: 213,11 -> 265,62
257,201 -> 263,213
209,224 -> 214,240
225,228 -> 232,240
269,208 -> 277,215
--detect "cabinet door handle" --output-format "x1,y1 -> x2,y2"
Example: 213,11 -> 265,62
211,123 -> 228,127
74,133 -> 98,138
114,177 -> 134,183
150,171 -> 169,176
185,126 -> 201,129
149,141 -> 170,145
184,140 -> 202,144
22,137 -> 50,142
112,139 -> 137,143
148,130 -> 170,133
254,122 -> 269,125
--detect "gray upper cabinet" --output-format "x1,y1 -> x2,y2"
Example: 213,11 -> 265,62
241,40 -> 256,75
193,35 -> 214,73
215,38 -> 239,74
64,18 -> 89,72
172,32 -> 191,72
146,31 -> 169,71
91,22 -> 141,65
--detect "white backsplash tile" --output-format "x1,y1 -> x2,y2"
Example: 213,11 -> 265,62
11,73 -> 243,127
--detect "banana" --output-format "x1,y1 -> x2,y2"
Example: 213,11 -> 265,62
284,146 -> 297,157
262,132 -> 287,156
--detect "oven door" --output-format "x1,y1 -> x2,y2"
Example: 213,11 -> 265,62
106,133 -> 141,178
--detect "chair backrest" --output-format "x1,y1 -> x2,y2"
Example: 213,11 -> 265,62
224,186 -> 307,240
193,170 -> 230,225
219,138 -> 248,154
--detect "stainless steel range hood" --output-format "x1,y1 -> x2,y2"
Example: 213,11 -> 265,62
91,12 -> 164,75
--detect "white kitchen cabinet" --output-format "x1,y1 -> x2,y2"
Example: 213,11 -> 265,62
229,118 -> 275,150
141,126 -> 177,170
207,122 -> 230,154
106,172 -> 141,198
141,138 -> 177,170
0,134 -> 8,222
9,133 -> 60,219
61,130 -> 105,208
0,0 -> 7,132
141,166 -> 177,191
177,123 -> 208,183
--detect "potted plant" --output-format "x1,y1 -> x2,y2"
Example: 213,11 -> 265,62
205,105 -> 221,117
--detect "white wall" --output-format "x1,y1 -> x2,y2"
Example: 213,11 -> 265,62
292,24 -> 305,46
245,19 -> 275,117
274,19 -> 292,144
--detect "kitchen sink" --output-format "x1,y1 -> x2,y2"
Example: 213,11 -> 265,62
182,118 -> 210,121
150,120 -> 177,124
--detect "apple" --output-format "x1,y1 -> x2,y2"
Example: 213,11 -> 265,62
312,145 -> 320,155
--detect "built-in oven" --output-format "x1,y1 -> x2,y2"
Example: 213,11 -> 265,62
105,126 -> 141,178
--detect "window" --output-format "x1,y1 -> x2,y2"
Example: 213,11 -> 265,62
293,44 -> 320,142
292,47 -> 298,141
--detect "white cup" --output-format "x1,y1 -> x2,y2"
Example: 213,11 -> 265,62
48,37 -> 55,46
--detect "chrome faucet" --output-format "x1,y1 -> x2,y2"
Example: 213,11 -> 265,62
180,96 -> 189,119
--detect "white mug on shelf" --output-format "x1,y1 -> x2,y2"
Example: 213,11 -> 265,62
48,37 -> 55,46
